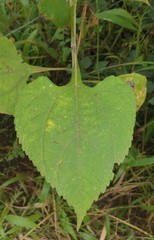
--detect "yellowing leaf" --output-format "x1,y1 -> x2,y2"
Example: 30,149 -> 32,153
119,73 -> 147,111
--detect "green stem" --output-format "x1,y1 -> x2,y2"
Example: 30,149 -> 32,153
96,0 -> 100,81
70,0 -> 78,77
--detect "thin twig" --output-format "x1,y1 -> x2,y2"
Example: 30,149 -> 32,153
77,1 -> 88,52
109,214 -> 153,238
99,225 -> 107,240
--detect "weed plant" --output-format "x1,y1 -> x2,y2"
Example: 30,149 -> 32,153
0,0 -> 154,239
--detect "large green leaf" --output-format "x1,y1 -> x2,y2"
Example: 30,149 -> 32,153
0,37 -> 33,115
38,0 -> 71,28
15,69 -> 136,228
96,8 -> 137,31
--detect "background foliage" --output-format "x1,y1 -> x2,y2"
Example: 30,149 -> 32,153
0,0 -> 154,239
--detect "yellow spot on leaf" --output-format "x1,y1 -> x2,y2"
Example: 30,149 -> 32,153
46,119 -> 55,132
58,96 -> 72,107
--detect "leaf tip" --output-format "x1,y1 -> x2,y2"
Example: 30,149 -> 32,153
76,214 -> 84,231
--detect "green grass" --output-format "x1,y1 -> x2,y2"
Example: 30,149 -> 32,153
0,0 -> 154,239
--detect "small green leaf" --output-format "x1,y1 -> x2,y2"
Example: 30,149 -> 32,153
0,176 -> 24,190
38,0 -> 71,28
58,209 -> 77,240
79,232 -> 97,240
96,8 -> 137,30
126,0 -> 150,5
39,181 -> 51,203
149,97 -> 154,106
129,157 -> 154,167
15,69 -> 136,228
5,215 -> 37,229
141,205 -> 154,211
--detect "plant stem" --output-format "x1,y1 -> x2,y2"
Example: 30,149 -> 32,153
96,0 -> 100,81
77,1 -> 88,53
71,0 -> 78,78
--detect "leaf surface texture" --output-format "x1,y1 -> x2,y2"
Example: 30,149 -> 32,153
15,70 -> 136,227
